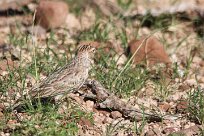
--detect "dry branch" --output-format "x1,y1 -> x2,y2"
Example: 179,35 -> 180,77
82,79 -> 177,122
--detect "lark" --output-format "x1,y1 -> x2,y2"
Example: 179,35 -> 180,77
13,43 -> 96,110
31,43 -> 96,98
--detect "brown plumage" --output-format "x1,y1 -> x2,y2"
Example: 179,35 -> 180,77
13,43 -> 96,110
30,43 -> 96,98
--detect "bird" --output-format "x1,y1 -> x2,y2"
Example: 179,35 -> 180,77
30,43 -> 96,98
12,42 -> 96,110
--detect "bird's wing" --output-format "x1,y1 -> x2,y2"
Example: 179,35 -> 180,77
29,64 -> 86,98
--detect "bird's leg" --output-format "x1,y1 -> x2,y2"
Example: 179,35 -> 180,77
54,94 -> 64,101
13,110 -> 23,123
83,79 -> 94,86
54,94 -> 65,106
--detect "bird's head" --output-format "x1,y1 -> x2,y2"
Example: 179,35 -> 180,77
77,42 -> 97,60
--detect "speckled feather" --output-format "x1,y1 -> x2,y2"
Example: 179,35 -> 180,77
29,44 -> 96,98
11,43 -> 96,111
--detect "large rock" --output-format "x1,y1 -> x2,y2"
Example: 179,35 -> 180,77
128,36 -> 171,67
35,0 -> 68,30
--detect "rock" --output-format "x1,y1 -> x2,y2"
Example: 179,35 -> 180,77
145,128 -> 161,136
176,100 -> 188,113
96,109 -> 110,117
80,8 -> 96,30
110,111 -> 122,119
0,58 -> 19,72
68,93 -> 83,104
170,125 -> 200,136
86,100 -> 94,111
129,0 -> 197,17
162,127 -> 178,134
27,2 -> 37,12
158,102 -> 171,112
78,117 -> 93,127
92,0 -> 123,16
178,83 -> 191,91
167,92 -> 188,102
102,117 -> 113,124
115,54 -> 127,68
35,0 -> 68,30
185,79 -> 197,86
145,129 -> 156,136
7,119 -> 20,130
94,113 -> 105,124
27,25 -> 46,37
0,0 -> 32,11
128,36 -> 171,67
0,103 -> 5,111
197,75 -> 204,83
65,13 -> 81,31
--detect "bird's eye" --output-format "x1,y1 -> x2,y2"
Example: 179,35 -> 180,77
91,48 -> 96,53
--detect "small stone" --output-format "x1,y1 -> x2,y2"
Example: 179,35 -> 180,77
86,100 -> 94,111
96,109 -> 110,117
80,8 -> 96,30
27,3 -> 37,12
0,58 -> 19,72
145,129 -> 157,136
34,125 -> 40,129
171,125 -> 200,136
185,79 -> 197,86
162,127 -> 178,134
94,113 -> 105,124
198,76 -> 204,83
102,117 -> 113,124
65,13 -> 81,31
27,25 -> 46,37
68,93 -> 83,104
78,117 -> 93,127
176,100 -> 188,113
178,84 -> 191,91
192,56 -> 202,64
7,119 -> 18,129
0,103 -> 5,111
159,102 -> 171,112
110,111 -> 122,119
115,54 -> 127,68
